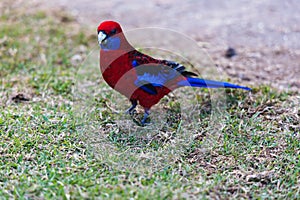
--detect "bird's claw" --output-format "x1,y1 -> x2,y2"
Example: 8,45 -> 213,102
140,120 -> 150,126
125,109 -> 136,115
125,100 -> 137,115
140,109 -> 150,126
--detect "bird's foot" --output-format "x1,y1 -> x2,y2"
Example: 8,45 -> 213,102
125,100 -> 137,115
140,109 -> 150,126
125,108 -> 136,115
140,120 -> 150,126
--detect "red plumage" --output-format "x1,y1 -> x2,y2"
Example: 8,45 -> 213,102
97,21 -> 250,124
101,50 -> 174,110
98,21 -> 183,110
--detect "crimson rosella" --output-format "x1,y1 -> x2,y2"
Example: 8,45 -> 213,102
97,21 -> 251,125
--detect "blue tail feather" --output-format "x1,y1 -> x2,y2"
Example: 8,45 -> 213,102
177,77 -> 251,91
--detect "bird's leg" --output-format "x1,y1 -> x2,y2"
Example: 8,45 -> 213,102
125,99 -> 137,114
141,108 -> 150,125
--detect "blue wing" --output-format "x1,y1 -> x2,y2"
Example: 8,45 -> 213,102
131,55 -> 251,94
132,59 -> 195,95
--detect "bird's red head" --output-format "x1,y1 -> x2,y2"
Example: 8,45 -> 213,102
97,21 -> 123,35
97,20 -> 133,51
97,21 -> 130,50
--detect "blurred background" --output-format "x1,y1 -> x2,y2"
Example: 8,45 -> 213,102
44,0 -> 300,91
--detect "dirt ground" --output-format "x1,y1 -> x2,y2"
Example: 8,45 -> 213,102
39,0 -> 299,91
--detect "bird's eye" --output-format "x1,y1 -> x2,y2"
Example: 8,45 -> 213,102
110,29 -> 117,34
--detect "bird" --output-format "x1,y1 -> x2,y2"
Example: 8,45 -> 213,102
97,21 -> 251,125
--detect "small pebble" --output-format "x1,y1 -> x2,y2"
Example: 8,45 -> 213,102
225,47 -> 237,58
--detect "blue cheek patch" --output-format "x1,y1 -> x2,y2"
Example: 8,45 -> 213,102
101,37 -> 121,50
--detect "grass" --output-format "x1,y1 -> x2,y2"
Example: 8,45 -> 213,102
0,1 -> 299,199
